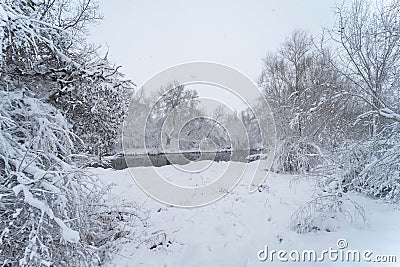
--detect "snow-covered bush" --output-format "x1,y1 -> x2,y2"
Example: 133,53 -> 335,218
290,191 -> 366,234
290,127 -> 400,233
328,0 -> 400,203
0,89 -> 140,265
337,133 -> 400,203
0,1 -> 137,263
290,163 -> 366,233
0,0 -> 134,157
259,0 -> 400,235
55,55 -> 134,157
271,138 -> 326,174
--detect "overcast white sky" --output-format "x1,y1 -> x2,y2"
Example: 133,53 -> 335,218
89,0 -> 339,111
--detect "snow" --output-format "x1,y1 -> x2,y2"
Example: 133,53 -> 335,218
12,184 -> 80,244
0,3 -> 6,64
11,208 -> 22,219
54,218 -> 80,244
91,160 -> 400,266
245,153 -> 268,161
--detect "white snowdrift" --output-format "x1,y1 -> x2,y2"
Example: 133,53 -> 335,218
91,160 -> 400,267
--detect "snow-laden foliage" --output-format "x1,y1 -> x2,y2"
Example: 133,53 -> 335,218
290,190 -> 366,234
126,82 -> 268,153
178,116 -> 231,151
0,0 -> 134,157
261,0 -> 400,233
328,0 -> 400,203
239,108 -> 264,150
333,129 -> 400,203
145,82 -> 201,150
271,138 -> 326,174
259,30 -> 349,174
290,163 -> 366,234
54,55 -> 134,157
0,89 -> 138,265
290,124 -> 400,233
128,82 -> 232,152
0,0 -> 139,265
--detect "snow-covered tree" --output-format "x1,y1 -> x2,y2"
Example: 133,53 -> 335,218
222,111 -> 249,150
0,0 -> 137,265
144,81 -> 201,151
240,108 -> 263,150
0,88 -> 134,265
0,0 -> 134,157
258,30 -> 346,173
178,116 -> 231,151
285,0 -> 400,233
326,0 -> 400,202
123,90 -> 152,151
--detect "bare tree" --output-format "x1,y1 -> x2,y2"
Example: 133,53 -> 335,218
291,0 -> 400,234
259,30 -> 344,172
325,0 -> 400,201
332,0 -> 400,135
143,81 -> 200,150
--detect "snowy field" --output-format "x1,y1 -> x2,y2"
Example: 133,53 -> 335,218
90,161 -> 400,267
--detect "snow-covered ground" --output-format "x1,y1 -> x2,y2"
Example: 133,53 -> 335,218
90,161 -> 400,266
